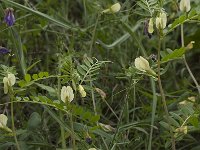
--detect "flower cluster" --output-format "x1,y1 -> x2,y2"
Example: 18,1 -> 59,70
60,85 -> 87,103
3,73 -> 16,94
145,0 -> 191,35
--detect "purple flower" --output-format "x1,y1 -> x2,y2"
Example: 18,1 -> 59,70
0,47 -> 10,54
4,8 -> 15,26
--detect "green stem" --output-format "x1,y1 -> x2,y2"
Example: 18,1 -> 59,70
70,113 -> 76,150
59,112 -> 66,149
10,88 -> 20,150
88,13 -> 100,120
181,24 -> 200,95
57,57 -> 67,149
148,79 -> 157,150
89,13 -> 100,55
157,37 -> 176,150
90,81 -> 97,116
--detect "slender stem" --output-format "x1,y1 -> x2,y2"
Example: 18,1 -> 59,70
89,13 -> 100,55
10,88 -> 20,150
70,113 -> 76,150
157,37 -> 176,150
59,112 -> 66,149
181,24 -> 200,95
148,78 -> 157,150
90,81 -> 97,116
88,13 -> 100,119
57,57 -> 67,149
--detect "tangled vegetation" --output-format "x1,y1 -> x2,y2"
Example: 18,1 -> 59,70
0,0 -> 200,150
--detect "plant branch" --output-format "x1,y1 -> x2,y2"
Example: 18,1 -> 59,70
181,24 -> 200,95
157,37 -> 176,150
10,88 -> 21,150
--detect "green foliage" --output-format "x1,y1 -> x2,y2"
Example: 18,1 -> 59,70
77,57 -> 109,83
1,0 -> 200,149
161,47 -> 186,63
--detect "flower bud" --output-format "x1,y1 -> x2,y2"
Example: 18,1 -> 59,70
78,85 -> 86,97
134,56 -> 156,76
0,114 -> 8,128
135,56 -> 151,72
102,3 -> 121,14
110,3 -> 121,13
4,8 -> 15,26
61,86 -> 74,103
186,41 -> 195,50
156,12 -> 167,30
180,0 -> 191,12
148,18 -> 154,34
175,126 -> 188,134
99,123 -> 115,132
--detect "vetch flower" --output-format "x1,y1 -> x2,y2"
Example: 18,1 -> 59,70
156,12 -> 167,30
78,85 -> 86,98
175,126 -> 188,134
180,0 -> 191,12
0,114 -> 8,128
3,73 -> 16,94
88,148 -> 97,150
134,56 -> 156,75
99,123 -> 115,132
0,47 -> 10,54
0,114 -> 12,132
61,86 -> 74,103
135,56 -> 151,72
186,41 -> 195,50
143,20 -> 152,38
110,3 -> 121,13
148,18 -> 154,34
4,8 -> 15,26
102,3 -> 121,14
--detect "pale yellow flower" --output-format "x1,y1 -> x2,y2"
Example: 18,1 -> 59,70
148,18 -> 154,34
99,123 -> 115,132
61,86 -> 74,103
88,148 -> 97,150
186,41 -> 195,50
175,126 -> 188,134
180,0 -> 191,12
134,56 -> 156,76
102,3 -> 121,14
3,73 -> 16,94
78,85 -> 86,98
0,114 -> 8,128
156,12 -> 167,30
110,3 -> 121,13
135,56 -> 151,72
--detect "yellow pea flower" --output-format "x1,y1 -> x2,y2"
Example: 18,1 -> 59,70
156,12 -> 167,30
78,85 -> 86,98
61,86 -> 74,103
180,0 -> 191,12
3,73 -> 16,94
102,3 -> 121,14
